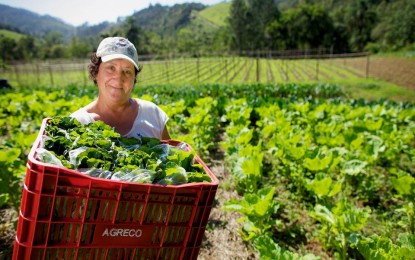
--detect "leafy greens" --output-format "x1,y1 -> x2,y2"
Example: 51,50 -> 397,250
39,116 -> 211,185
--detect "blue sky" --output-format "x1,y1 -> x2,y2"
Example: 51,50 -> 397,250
0,0 -> 226,26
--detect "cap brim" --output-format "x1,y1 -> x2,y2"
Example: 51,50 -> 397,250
101,54 -> 139,70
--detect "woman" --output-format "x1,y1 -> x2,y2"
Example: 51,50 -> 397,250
71,37 -> 170,140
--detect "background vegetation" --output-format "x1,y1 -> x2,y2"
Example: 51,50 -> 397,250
0,0 -> 415,259
1,0 -> 415,63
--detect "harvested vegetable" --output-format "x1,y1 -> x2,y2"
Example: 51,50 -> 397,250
38,116 -> 211,185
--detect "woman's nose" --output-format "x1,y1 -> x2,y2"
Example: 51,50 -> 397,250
113,70 -> 125,82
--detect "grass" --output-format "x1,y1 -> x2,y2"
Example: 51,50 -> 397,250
198,2 -> 231,27
2,56 -> 414,103
0,29 -> 24,40
373,51 -> 415,59
337,79 -> 415,103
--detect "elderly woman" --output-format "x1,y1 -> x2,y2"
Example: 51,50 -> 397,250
71,37 -> 170,140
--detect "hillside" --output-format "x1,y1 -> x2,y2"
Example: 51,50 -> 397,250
0,4 -> 75,39
0,2 -> 221,41
198,2 -> 231,27
130,3 -> 207,36
0,29 -> 25,40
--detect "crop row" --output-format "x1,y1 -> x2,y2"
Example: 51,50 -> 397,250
0,57 -> 367,88
1,83 -> 414,259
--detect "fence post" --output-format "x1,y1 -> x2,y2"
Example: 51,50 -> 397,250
48,64 -> 54,86
316,59 -> 319,80
197,57 -> 200,83
256,57 -> 259,83
165,60 -> 169,84
256,50 -> 260,83
82,62 -> 87,86
14,65 -> 20,86
36,63 -> 40,84
366,53 -> 370,78
225,58 -> 228,83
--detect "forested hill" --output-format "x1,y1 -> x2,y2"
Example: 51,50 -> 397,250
0,4 -> 75,38
0,3 -> 208,39
0,0 -> 414,61
130,3 -> 206,36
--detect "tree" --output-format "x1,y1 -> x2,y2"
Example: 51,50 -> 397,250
246,0 -> 280,50
68,37 -> 91,58
41,31 -> 66,59
176,28 -> 197,53
228,0 -> 249,52
228,0 -> 280,52
124,16 -> 140,47
268,4 -> 339,51
345,0 -> 377,51
0,36 -> 16,61
16,36 -> 37,60
123,16 -> 151,55
372,0 -> 415,51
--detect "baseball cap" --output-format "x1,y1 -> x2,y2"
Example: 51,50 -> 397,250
96,37 -> 139,70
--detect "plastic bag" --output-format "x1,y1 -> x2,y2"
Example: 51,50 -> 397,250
68,146 -> 88,168
36,148 -> 63,167
111,168 -> 157,183
78,168 -> 113,179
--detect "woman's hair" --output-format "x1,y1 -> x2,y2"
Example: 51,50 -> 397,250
88,52 -> 143,85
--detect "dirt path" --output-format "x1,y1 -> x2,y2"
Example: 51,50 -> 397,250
198,161 -> 258,260
0,209 -> 15,260
332,56 -> 415,91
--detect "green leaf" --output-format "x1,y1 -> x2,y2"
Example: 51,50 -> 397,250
352,234 -> 414,260
0,148 -> 21,164
366,118 -> 383,131
343,160 -> 367,176
251,187 -> 275,217
307,176 -> 341,198
0,194 -> 8,207
286,144 -> 306,160
391,175 -> 415,198
222,187 -> 275,219
304,153 -> 332,171
236,127 -> 253,145
307,177 -> 332,197
313,204 -> 335,225
397,233 -> 415,251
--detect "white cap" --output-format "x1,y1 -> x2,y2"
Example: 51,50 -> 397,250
96,37 -> 139,69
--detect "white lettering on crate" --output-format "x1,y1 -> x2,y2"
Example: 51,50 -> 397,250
101,228 -> 143,238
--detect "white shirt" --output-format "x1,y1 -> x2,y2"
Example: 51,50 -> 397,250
70,98 -> 168,139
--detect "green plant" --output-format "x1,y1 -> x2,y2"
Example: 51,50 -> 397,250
391,171 -> 415,235
311,199 -> 371,260
222,187 -> 277,241
350,233 -> 415,259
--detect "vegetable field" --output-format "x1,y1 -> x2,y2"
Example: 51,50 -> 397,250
1,55 -> 369,87
1,82 -> 415,259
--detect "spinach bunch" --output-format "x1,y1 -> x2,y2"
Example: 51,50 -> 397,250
41,116 -> 210,185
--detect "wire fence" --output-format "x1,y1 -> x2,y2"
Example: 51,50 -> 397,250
0,49 -> 370,87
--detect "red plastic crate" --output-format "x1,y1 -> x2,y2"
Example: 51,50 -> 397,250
13,119 -> 219,260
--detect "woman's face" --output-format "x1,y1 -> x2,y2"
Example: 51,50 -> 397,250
96,59 -> 135,104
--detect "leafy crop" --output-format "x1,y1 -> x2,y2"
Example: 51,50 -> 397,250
41,116 -> 211,185
1,82 -> 414,259
220,91 -> 415,258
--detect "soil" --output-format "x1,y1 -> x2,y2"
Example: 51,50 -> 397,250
333,56 -> 415,91
0,208 -> 16,260
197,160 -> 258,260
